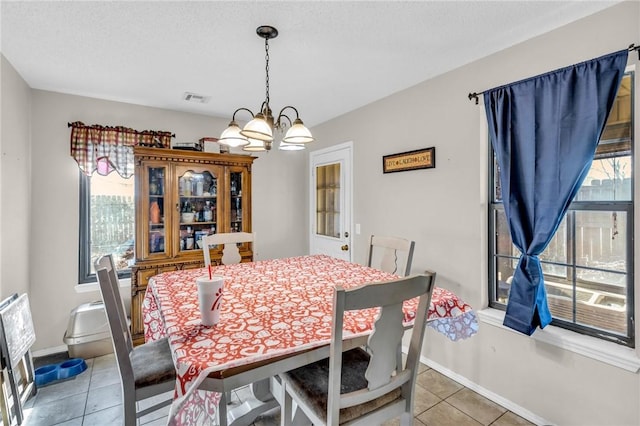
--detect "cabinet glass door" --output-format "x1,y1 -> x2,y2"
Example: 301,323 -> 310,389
176,166 -> 221,254
146,166 -> 167,257
230,171 -> 244,232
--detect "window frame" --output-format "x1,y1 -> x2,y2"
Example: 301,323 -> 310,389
487,70 -> 635,348
78,171 -> 133,283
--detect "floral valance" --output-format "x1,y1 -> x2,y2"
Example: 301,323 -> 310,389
69,121 -> 173,178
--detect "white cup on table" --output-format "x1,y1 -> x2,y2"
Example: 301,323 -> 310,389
197,276 -> 225,326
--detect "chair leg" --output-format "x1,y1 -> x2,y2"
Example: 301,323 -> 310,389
123,397 -> 137,426
122,382 -> 137,426
399,411 -> 412,426
218,391 -> 229,426
0,370 -> 10,426
279,380 -> 292,426
291,407 -> 312,426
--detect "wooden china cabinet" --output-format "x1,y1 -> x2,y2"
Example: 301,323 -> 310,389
130,147 -> 255,345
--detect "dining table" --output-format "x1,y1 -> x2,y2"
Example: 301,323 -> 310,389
143,254 -> 478,425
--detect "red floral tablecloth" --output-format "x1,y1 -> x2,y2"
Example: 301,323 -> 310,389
143,255 -> 477,424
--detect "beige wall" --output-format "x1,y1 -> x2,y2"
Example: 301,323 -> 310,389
310,2 -> 639,425
1,56 -> 31,299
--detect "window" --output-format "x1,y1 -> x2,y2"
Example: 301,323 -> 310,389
489,71 -> 635,347
79,171 -> 135,283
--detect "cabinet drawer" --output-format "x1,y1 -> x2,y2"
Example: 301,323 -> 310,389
137,268 -> 159,288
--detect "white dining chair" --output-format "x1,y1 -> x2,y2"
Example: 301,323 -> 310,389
201,232 -> 258,408
94,255 -> 176,426
279,272 -> 436,426
367,235 -> 415,276
202,232 -> 255,266
94,255 -> 130,336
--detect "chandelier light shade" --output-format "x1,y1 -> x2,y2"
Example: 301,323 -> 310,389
218,25 -> 314,152
243,138 -> 270,152
218,120 -> 249,147
279,140 -> 306,151
283,118 -> 314,144
241,113 -> 274,142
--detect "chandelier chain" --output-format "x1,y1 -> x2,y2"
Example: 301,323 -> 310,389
265,38 -> 270,108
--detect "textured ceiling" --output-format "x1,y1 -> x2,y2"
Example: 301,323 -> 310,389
0,1 -> 621,127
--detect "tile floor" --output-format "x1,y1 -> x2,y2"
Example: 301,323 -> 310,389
22,353 -> 535,426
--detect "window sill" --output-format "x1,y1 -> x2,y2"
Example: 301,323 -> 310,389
75,277 -> 131,293
477,308 -> 640,373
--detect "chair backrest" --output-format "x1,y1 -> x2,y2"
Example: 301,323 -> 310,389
327,273 -> 435,425
94,254 -> 133,353
95,258 -> 135,384
367,235 -> 415,276
0,293 -> 36,425
202,232 -> 254,266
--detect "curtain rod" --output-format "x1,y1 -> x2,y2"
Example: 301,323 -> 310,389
467,43 -> 640,105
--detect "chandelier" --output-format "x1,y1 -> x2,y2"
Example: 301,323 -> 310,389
218,25 -> 314,152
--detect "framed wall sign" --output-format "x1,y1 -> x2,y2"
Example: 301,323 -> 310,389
383,147 -> 435,173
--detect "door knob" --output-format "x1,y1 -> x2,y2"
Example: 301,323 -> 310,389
341,244 -> 349,251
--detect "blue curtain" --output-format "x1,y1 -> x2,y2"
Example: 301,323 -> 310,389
484,50 -> 628,335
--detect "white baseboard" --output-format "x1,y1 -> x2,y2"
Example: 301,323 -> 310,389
406,346 -> 551,426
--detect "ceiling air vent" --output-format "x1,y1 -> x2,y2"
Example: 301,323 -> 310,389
183,92 -> 210,103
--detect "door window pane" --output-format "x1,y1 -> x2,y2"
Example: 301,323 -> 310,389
316,163 -> 341,238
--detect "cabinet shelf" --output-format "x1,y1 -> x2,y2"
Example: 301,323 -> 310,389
179,195 -> 218,199
180,221 -> 217,226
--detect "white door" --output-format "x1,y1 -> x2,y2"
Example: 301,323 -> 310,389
309,142 -> 353,261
